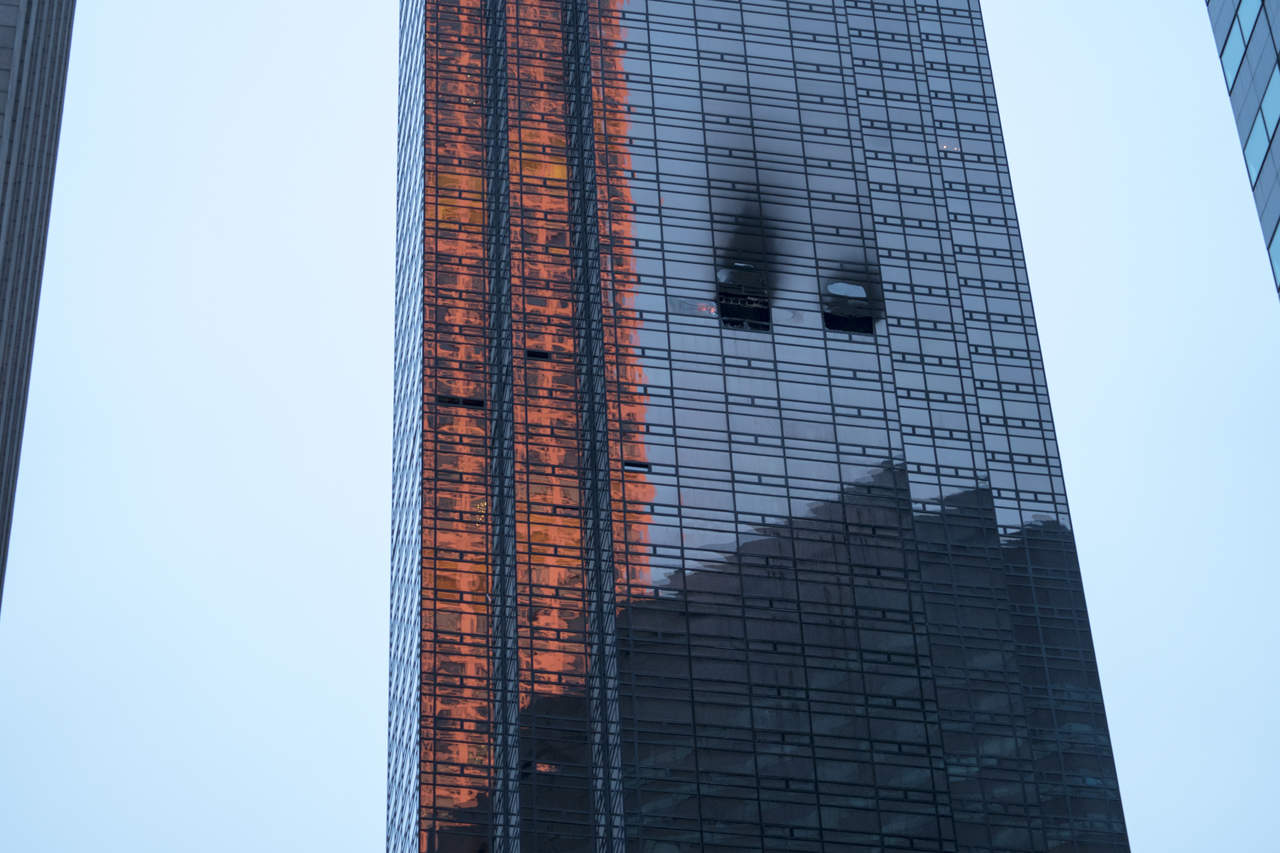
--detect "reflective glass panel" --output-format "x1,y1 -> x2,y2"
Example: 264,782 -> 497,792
1224,20 -> 1247,87
1239,0 -> 1263,40
1246,111 -> 1269,181
1269,223 -> 1280,281
1261,65 -> 1280,134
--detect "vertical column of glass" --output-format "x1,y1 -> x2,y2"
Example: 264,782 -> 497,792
389,2 -> 425,852
962,2 -> 1128,847
419,0 -> 499,846
901,4 -> 1046,840
603,2 -> 722,845
720,1 -> 954,846
843,1 -> 1048,847
483,0 -> 521,844
562,0 -> 629,847
810,0 -> 966,846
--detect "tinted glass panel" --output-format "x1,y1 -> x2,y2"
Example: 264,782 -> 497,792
1262,66 -> 1280,134
1246,111 -> 1269,181
1269,224 -> 1280,281
1239,0 -> 1263,39
1224,20 -> 1247,87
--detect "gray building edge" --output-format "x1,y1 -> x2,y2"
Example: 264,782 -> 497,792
0,0 -> 76,612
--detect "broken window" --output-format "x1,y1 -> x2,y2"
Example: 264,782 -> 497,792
820,259 -> 883,335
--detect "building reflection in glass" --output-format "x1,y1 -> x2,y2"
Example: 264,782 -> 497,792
430,468 -> 1126,852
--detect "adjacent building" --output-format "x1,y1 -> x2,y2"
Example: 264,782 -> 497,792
1208,0 -> 1280,291
391,0 -> 1129,850
0,0 -> 76,610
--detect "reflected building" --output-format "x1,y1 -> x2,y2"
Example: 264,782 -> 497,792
1208,0 -> 1280,292
392,0 -> 1128,850
0,0 -> 76,610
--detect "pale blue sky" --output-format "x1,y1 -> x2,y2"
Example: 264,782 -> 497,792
1,1 -> 1276,851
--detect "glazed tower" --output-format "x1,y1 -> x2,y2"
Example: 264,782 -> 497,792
391,1 -> 1129,850
1207,0 -> 1280,292
0,0 -> 76,610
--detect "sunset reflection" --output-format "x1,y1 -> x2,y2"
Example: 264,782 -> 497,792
419,0 -> 647,845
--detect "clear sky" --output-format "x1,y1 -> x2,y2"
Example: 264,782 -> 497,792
0,1 -> 1275,851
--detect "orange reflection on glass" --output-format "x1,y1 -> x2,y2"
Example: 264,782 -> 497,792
508,0 -> 587,714
592,0 -> 654,600
420,0 -> 491,842
420,0 -> 650,844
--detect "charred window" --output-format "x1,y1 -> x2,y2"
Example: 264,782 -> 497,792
716,261 -> 771,331
714,205 -> 773,332
821,258 -> 883,335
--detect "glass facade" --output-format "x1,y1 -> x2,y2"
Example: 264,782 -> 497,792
392,0 -> 1130,850
0,0 -> 77,611
1209,0 -> 1280,291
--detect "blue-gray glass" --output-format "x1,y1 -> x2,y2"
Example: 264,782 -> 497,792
0,0 -> 77,612
392,0 -> 1130,850
387,1 -> 424,852
1208,0 -> 1280,291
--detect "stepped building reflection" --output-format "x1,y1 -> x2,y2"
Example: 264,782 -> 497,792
432,468 -> 1126,852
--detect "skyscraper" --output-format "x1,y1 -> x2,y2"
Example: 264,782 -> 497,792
0,0 -> 76,610
391,0 -> 1129,850
1208,0 -> 1280,292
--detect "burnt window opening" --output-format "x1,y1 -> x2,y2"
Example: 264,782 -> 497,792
716,262 -> 771,332
823,312 -> 875,334
714,203 -> 774,333
435,394 -> 485,409
821,264 -> 883,336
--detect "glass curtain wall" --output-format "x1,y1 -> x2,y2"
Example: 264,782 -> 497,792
392,1 -> 1130,851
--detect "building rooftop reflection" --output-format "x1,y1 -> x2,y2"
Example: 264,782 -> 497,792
432,466 -> 1125,852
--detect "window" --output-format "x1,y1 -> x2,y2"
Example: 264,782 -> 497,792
1245,111 -> 1269,182
1238,0 -> 1263,42
715,207 -> 773,333
822,311 -> 875,334
1223,20 -> 1246,88
436,394 -> 485,409
1262,66 -> 1280,134
716,262 -> 772,331
820,268 -> 882,335
1269,224 -> 1280,283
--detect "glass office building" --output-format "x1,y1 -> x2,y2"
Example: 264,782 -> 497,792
1209,0 -> 1280,293
391,0 -> 1129,850
0,0 -> 77,609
